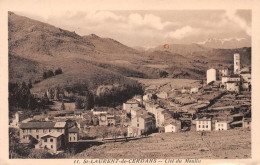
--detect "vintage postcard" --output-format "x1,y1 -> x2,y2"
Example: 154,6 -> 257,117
1,0 -> 260,164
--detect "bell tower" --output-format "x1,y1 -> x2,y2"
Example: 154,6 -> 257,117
234,53 -> 240,74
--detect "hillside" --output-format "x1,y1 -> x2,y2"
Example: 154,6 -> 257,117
8,12 -> 252,95
73,129 -> 251,159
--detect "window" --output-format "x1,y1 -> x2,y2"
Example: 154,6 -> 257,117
202,125 -> 205,128
50,138 -> 53,142
199,125 -> 200,128
137,118 -> 139,122
22,129 -> 25,133
137,124 -> 139,127
206,125 -> 208,128
51,145 -> 53,149
74,137 -> 76,140
36,135 -> 39,139
49,129 -> 51,132
70,137 -> 71,141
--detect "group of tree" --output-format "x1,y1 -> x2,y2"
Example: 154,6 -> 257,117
9,82 -> 38,109
42,68 -> 62,79
74,91 -> 95,110
94,83 -> 144,107
159,70 -> 169,78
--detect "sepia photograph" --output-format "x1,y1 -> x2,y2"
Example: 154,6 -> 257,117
1,0 -> 260,164
7,9 -> 252,159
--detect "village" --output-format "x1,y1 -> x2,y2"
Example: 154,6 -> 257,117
9,53 -> 251,156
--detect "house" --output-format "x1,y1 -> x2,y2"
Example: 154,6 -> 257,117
164,119 -> 181,133
123,99 -> 139,113
19,121 -> 68,144
98,114 -> 116,126
92,107 -> 108,116
190,87 -> 199,94
195,117 -> 212,131
128,114 -> 155,137
214,121 -> 230,131
144,102 -> 159,115
240,72 -> 251,82
156,92 -> 168,99
131,107 -> 148,119
222,75 -> 240,84
242,117 -> 251,129
36,131 -> 63,154
143,93 -> 152,101
107,114 -> 116,126
68,128 -> 79,142
155,108 -> 167,128
226,81 -> 240,92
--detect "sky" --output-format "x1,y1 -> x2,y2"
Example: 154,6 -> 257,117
17,10 -> 251,48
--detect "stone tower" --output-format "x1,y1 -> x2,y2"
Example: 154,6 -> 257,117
234,53 -> 240,74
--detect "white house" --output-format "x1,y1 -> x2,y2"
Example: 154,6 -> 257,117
207,68 -> 217,84
164,122 -> 180,133
195,117 -> 212,131
156,92 -> 168,99
215,121 -> 230,131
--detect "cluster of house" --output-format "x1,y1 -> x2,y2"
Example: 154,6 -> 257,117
11,106 -> 128,154
206,53 -> 251,92
124,53 -> 251,137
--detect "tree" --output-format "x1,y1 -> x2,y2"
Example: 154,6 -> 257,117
98,126 -> 109,140
60,100 -> 65,110
43,72 -> 47,79
75,97 -> 84,109
55,68 -> 63,75
46,70 -> 54,78
110,127 -> 121,142
159,71 -> 169,78
28,79 -> 33,89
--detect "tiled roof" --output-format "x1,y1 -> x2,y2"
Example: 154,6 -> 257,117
41,131 -> 63,138
68,128 -> 79,133
54,122 -> 66,128
20,122 -> 56,129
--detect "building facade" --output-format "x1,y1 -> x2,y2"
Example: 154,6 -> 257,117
207,68 -> 217,84
195,118 -> 212,131
19,121 -> 68,144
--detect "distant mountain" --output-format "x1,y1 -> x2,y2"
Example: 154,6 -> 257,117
196,38 -> 251,49
148,43 -> 212,56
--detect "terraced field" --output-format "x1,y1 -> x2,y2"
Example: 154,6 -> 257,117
73,128 -> 251,159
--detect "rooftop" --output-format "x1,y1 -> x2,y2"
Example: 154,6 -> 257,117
41,131 -> 63,138
20,122 -> 56,129
69,127 -> 79,133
